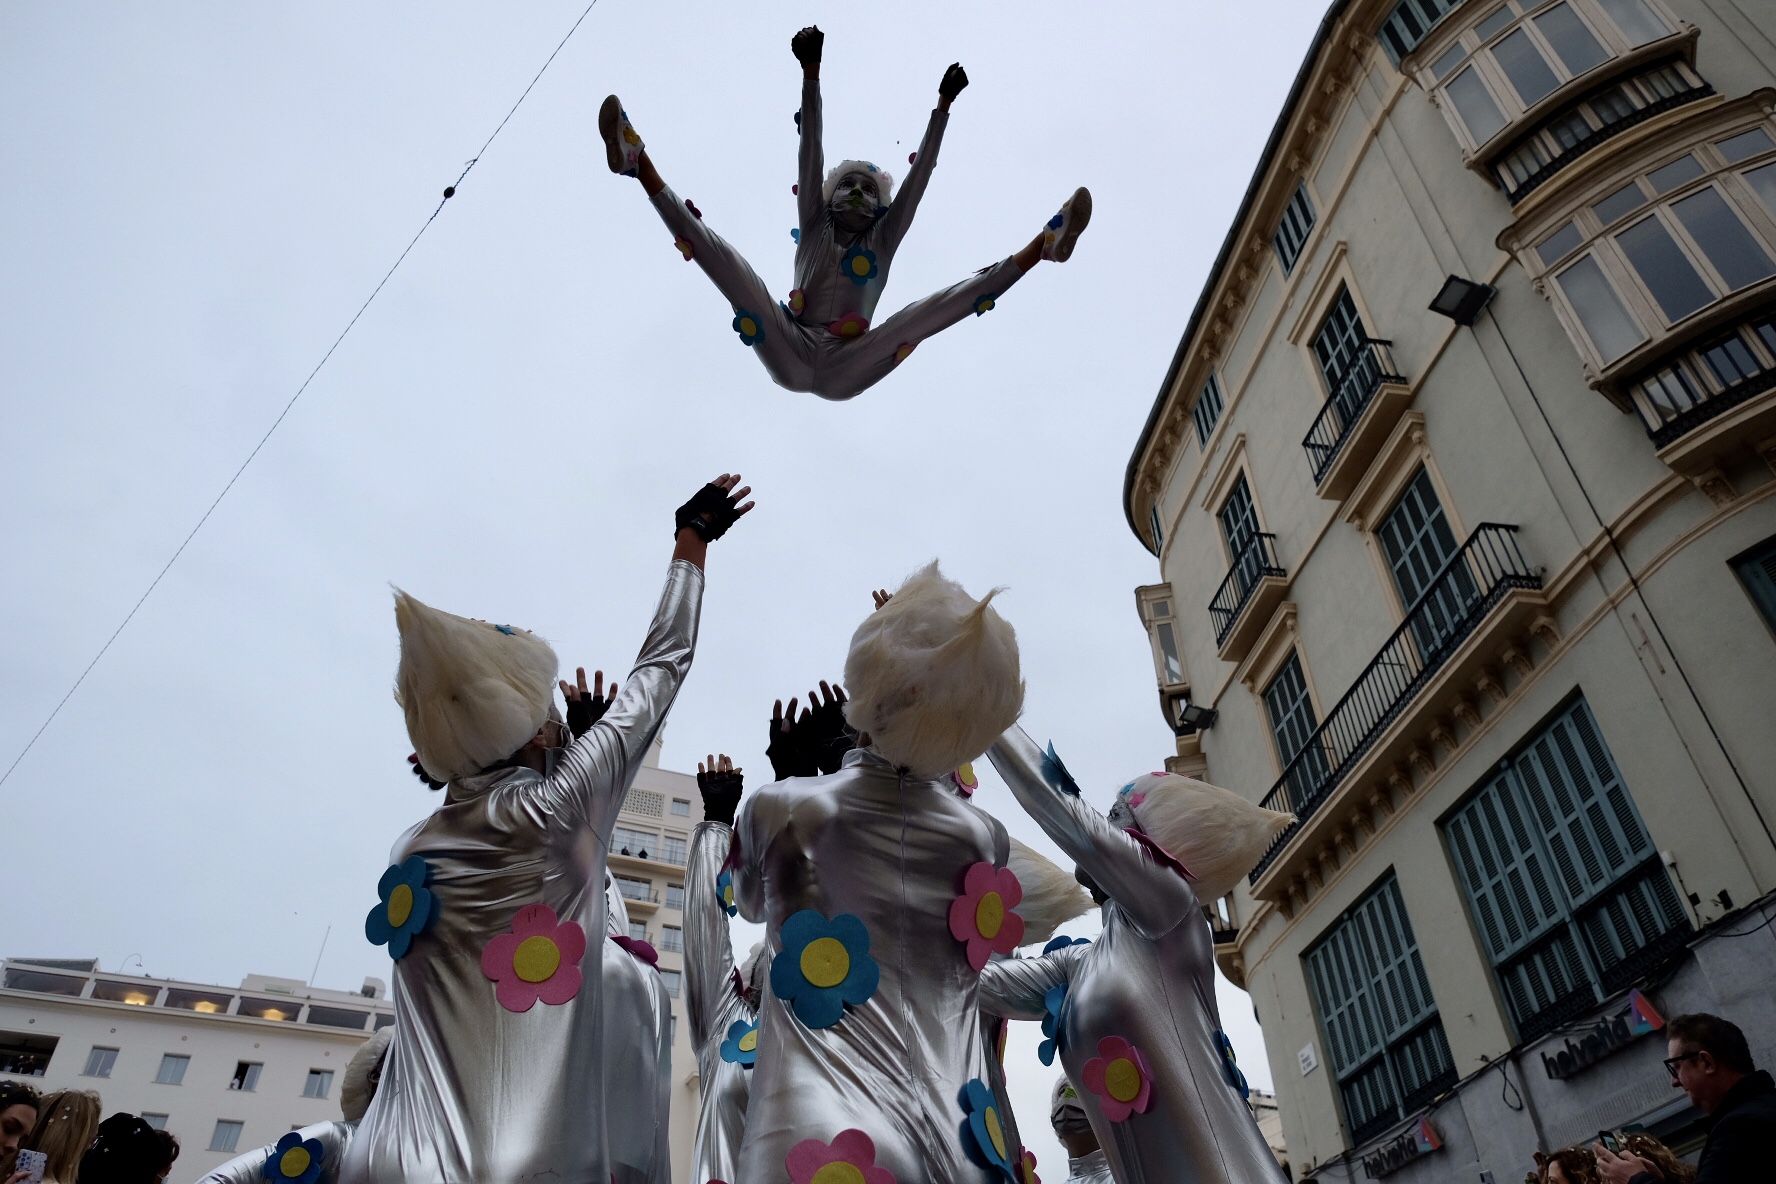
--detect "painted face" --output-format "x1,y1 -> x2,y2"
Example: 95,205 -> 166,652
829,170 -> 883,232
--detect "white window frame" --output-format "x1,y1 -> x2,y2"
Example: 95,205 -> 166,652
303,1068 -> 334,1100
209,1119 -> 244,1153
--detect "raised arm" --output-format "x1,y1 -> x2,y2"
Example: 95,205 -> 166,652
793,26 -> 825,235
873,63 -> 966,254
196,1122 -> 352,1184
986,726 -> 1198,939
977,944 -> 1080,1020
685,758 -> 743,1049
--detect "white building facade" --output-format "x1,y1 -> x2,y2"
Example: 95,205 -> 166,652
1122,0 -> 1776,1179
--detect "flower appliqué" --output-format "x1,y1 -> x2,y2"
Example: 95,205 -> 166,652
949,763 -> 977,796
893,341 -> 916,365
785,289 -> 807,317
770,909 -> 880,1029
684,197 -> 702,220
610,934 -> 658,967
719,1017 -> 759,1068
1038,984 -> 1068,1066
733,309 -> 766,347
261,1131 -> 326,1184
841,245 -> 879,286
948,862 -> 1025,971
715,868 -> 739,918
972,293 -> 997,317
785,1129 -> 896,1184
791,227 -> 801,244
480,903 -> 586,1013
1081,1035 -> 1155,1122
1041,935 -> 1091,954
674,236 -> 694,261
365,856 -> 436,960
1215,1028 -> 1250,1100
826,312 -> 869,339
1041,742 -> 1082,797
1016,1147 -> 1041,1184
958,1078 -> 1017,1179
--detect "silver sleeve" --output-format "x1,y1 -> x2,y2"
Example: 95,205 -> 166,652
977,947 -> 1075,1021
685,820 -> 738,1050
874,107 -> 947,255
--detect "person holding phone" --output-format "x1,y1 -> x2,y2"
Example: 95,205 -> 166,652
7,1090 -> 99,1184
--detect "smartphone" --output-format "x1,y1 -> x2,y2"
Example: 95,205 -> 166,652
15,1148 -> 47,1184
1597,1130 -> 1622,1154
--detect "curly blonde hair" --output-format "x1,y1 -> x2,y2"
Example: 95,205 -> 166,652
1622,1133 -> 1694,1183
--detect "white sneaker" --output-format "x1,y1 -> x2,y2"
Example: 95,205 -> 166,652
599,95 -> 644,176
1041,187 -> 1092,262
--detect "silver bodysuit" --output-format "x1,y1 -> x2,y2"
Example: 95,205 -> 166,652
1066,1148 -> 1114,1183
684,820 -> 754,1184
649,78 -> 1022,401
731,747 -> 1021,1182
197,1122 -> 355,1184
603,876 -> 673,1184
340,560 -> 702,1184
979,727 -> 1285,1184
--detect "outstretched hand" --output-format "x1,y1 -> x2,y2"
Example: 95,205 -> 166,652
767,696 -> 818,780
696,752 -> 744,826
561,667 -> 616,739
805,680 -> 856,774
791,26 -> 824,67
871,588 -> 893,610
675,473 -> 754,542
938,63 -> 969,103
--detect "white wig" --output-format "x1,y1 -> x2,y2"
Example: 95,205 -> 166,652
393,589 -> 559,783
340,1028 -> 392,1123
740,941 -> 767,993
605,872 -> 630,937
822,159 -> 895,205
1005,835 -> 1092,947
843,562 -> 1023,780
1109,772 -> 1294,900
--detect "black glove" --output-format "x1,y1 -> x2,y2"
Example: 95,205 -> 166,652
675,482 -> 747,541
566,686 -> 615,738
806,682 -> 857,775
939,63 -> 969,101
791,25 -> 824,66
697,766 -> 744,826
767,701 -> 819,780
407,753 -> 446,791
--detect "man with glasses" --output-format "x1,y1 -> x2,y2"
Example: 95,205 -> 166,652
1596,1012 -> 1776,1183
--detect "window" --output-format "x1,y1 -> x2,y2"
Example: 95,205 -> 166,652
659,970 -> 682,998
303,1069 -> 334,1100
1305,875 -> 1456,1145
1379,0 -> 1464,62
1263,654 -> 1327,800
1443,696 -> 1689,1041
209,1120 -> 243,1153
1218,474 -> 1260,564
83,1046 -> 119,1078
670,798 -> 690,817
140,1113 -> 168,1131
1148,503 -> 1166,552
616,875 -> 653,902
1311,287 -> 1383,426
1376,469 -> 1478,656
1193,373 -> 1225,445
0,1031 -> 57,1078
1731,536 -> 1776,635
664,883 -> 685,910
156,1054 -> 190,1085
628,920 -> 649,943
660,926 -> 684,954
613,825 -> 658,859
1554,256 -> 1644,361
228,1061 -> 262,1092
1148,599 -> 1184,686
1274,184 -> 1316,274
658,834 -> 688,866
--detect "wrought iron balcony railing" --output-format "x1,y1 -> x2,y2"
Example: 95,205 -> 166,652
1632,311 -> 1776,447
1208,533 -> 1286,647
1302,338 -> 1407,484
1251,524 -> 1540,883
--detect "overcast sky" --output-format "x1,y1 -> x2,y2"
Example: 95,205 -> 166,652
2,1 -> 1328,1173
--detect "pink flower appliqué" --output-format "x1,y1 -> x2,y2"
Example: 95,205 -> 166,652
674,236 -> 694,261
826,312 -> 869,339
949,762 -> 976,796
785,1129 -> 896,1184
1081,1035 -> 1155,1122
480,903 -> 586,1013
948,862 -> 1025,971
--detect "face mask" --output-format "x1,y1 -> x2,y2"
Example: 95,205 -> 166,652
829,173 -> 883,230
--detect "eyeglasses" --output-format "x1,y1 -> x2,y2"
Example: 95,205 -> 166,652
1663,1050 -> 1702,1080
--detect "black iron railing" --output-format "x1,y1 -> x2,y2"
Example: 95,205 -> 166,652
1635,313 -> 1776,446
1251,524 -> 1540,883
1500,76 -> 1713,203
1302,338 -> 1408,483
1208,533 -> 1286,646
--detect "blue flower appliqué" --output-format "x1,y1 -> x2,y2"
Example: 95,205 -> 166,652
1215,1029 -> 1250,1100
365,856 -> 436,960
1042,934 -> 1091,954
732,309 -> 766,347
494,624 -> 516,635
958,1078 -> 1018,1180
715,869 -> 739,918
841,244 -> 879,286
719,1017 -> 760,1067
770,909 -> 880,1029
1041,742 -> 1083,797
261,1131 -> 326,1184
1047,210 -> 1065,231
1039,984 -> 1070,1067
972,293 -> 997,317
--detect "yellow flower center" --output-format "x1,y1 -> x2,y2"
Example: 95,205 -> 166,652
985,1105 -> 1007,1157
1106,1056 -> 1143,1103
975,892 -> 1006,941
955,762 -> 976,787
386,884 -> 414,929
722,885 -> 735,905
279,1147 -> 311,1178
738,317 -> 758,336
810,1166 -> 866,1184
738,1028 -> 758,1053
513,936 -> 562,984
850,255 -> 872,276
800,936 -> 851,988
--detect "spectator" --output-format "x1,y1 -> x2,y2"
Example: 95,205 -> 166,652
77,1114 -> 161,1184
15,1089 -> 100,1184
1535,1146 -> 1600,1184
1618,1133 -> 1694,1184
1597,1012 -> 1776,1183
148,1132 -> 176,1183
1050,1078 -> 1111,1184
0,1083 -> 40,1156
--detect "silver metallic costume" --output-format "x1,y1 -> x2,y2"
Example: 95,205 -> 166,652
604,875 -> 673,1184
684,820 -> 754,1184
650,78 -> 1022,401
197,1122 -> 355,1184
731,746 -> 1021,1182
980,727 -> 1285,1184
1066,1149 -> 1115,1184
341,559 -> 703,1184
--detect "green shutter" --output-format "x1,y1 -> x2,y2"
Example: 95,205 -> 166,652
1732,538 -> 1776,632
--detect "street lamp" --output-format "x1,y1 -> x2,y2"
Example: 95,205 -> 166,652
1429,275 -> 1496,326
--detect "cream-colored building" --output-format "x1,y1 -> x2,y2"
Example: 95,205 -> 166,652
1122,0 -> 1776,1179
0,745 -> 707,1178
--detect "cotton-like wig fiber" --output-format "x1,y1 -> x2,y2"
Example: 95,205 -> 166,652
392,589 -> 559,783
843,562 -> 1023,780
341,1028 -> 392,1123
740,941 -> 767,993
1117,773 -> 1294,900
822,159 -> 895,205
1006,835 -> 1092,947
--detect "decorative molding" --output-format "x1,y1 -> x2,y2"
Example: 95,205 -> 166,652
1237,602 -> 1303,692
1408,746 -> 1436,779
1476,669 -> 1505,705
1453,697 -> 1482,730
1200,432 -> 1252,513
1531,615 -> 1562,649
1502,645 -> 1534,679
1344,411 -> 1431,530
1693,469 -> 1737,506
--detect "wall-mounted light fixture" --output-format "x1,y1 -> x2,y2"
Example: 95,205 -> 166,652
1429,275 -> 1496,326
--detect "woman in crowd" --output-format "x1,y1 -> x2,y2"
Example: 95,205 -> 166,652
12,1090 -> 99,1184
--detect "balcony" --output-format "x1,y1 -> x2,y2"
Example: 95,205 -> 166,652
1302,338 -> 1412,499
1250,525 -> 1543,888
1629,309 -> 1776,480
1209,534 -> 1289,662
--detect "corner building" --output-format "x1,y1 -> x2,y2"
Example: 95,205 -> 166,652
1122,0 -> 1776,1177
